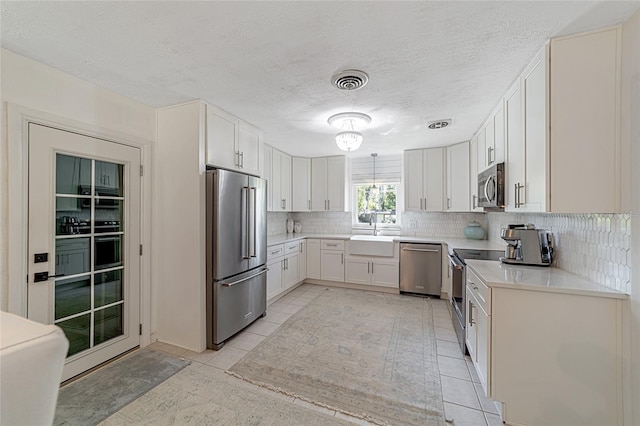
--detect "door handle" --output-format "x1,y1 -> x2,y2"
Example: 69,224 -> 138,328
402,247 -> 439,253
472,194 -> 477,209
243,186 -> 251,259
251,187 -> 257,257
341,253 -> 343,264
240,152 -> 244,168
34,272 -> 65,283
308,200 -> 311,210
221,268 -> 268,287
484,176 -> 494,203
368,262 -> 370,274
447,254 -> 464,270
515,182 -> 524,208
371,262 -> 373,274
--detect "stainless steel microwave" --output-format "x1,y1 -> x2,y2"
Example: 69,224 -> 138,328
477,162 -> 505,209
78,185 -> 121,209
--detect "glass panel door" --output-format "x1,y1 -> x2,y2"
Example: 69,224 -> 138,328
55,154 -> 125,357
28,122 -> 141,382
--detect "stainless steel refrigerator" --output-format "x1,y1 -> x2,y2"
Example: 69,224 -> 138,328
206,169 -> 267,350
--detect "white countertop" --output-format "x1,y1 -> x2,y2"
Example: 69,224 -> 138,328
466,259 -> 627,299
267,233 -> 504,251
266,233 -> 351,246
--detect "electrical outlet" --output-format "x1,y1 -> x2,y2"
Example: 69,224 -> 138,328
408,219 -> 417,228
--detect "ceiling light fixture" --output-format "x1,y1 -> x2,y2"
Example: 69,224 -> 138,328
328,112 -> 371,152
327,112 -> 372,130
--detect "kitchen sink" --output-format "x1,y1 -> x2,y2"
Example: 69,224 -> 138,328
349,235 -> 395,257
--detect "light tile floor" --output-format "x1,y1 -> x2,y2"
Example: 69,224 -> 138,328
144,284 -> 502,426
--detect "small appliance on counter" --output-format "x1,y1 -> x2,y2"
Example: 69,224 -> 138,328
294,222 -> 301,233
499,224 -> 554,266
286,218 -> 294,233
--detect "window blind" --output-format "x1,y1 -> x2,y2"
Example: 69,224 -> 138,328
351,154 -> 402,184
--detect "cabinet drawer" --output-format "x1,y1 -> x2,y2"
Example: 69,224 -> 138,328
284,241 -> 300,255
267,244 -> 284,261
321,239 -> 345,250
467,268 -> 490,312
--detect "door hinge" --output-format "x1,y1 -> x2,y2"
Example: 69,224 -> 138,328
140,165 -> 144,176
139,244 -> 143,256
139,324 -> 142,335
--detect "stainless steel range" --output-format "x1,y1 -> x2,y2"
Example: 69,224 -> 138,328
448,248 -> 503,354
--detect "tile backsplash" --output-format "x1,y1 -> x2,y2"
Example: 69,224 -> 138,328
267,210 -> 631,294
401,212 -> 486,238
487,212 -> 631,294
267,212 -> 289,236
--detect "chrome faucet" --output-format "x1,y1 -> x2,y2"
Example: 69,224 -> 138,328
370,215 -> 379,236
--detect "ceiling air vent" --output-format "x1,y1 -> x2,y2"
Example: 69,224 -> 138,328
331,70 -> 369,91
427,119 -> 451,129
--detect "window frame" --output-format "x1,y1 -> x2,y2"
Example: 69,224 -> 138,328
351,181 -> 402,231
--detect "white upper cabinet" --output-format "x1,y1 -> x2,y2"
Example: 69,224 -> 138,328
206,104 -> 263,177
522,47 -> 548,212
481,103 -> 505,171
311,156 -> 346,211
505,45 -> 550,213
446,141 -> 470,211
404,148 -> 445,212
271,148 -> 292,212
237,122 -> 262,177
549,27 -> 621,213
292,157 -> 311,211
504,78 -> 525,212
263,145 -> 273,211
502,26 -> 623,213
469,135 -> 482,211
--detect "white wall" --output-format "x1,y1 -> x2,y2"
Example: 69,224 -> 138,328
621,9 -> 640,425
0,49 -> 156,343
155,102 -> 207,352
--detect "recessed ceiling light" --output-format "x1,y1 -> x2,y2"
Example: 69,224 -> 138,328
427,119 -> 452,129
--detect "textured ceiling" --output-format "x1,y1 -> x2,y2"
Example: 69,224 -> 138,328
1,1 -> 639,157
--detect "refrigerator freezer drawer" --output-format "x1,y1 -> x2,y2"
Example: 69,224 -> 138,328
207,266 -> 267,349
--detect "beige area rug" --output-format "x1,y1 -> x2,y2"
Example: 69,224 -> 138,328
228,288 -> 445,426
99,363 -> 351,425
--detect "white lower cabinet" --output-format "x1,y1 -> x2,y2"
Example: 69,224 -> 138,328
320,240 -> 344,282
283,253 -> 299,289
466,266 -> 625,426
345,257 -> 399,288
306,239 -> 321,279
266,241 -> 302,301
266,256 -> 283,300
298,240 -> 307,281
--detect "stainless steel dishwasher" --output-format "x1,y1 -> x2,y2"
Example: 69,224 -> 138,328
399,243 -> 442,296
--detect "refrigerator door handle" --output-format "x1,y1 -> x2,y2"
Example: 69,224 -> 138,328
251,186 -> 257,258
242,186 -> 250,259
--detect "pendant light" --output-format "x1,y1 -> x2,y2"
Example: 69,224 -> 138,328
370,153 -> 379,198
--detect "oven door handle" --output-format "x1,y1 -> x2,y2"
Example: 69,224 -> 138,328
447,254 -> 464,270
